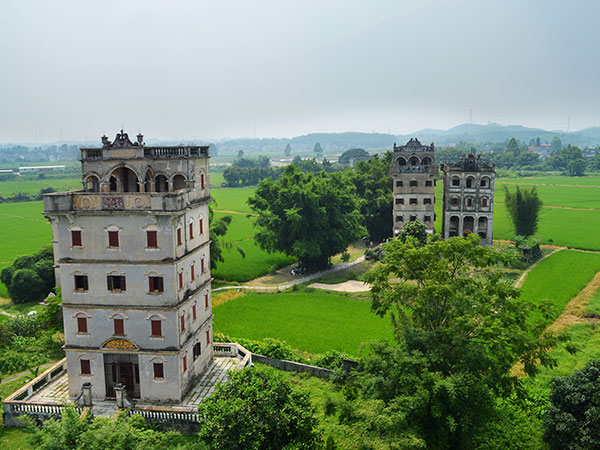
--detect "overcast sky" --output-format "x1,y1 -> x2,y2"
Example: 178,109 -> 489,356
1,0 -> 599,143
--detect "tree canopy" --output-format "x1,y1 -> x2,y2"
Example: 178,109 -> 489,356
361,235 -> 561,448
0,246 -> 55,303
197,368 -> 321,450
248,165 -> 365,271
338,148 -> 370,165
504,185 -> 543,236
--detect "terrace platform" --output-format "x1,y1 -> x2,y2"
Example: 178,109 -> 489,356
4,343 -> 251,429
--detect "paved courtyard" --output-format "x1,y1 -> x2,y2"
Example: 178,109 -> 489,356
27,356 -> 242,416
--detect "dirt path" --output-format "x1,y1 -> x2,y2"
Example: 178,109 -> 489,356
213,209 -> 257,216
1,361 -> 57,385
514,248 -> 561,288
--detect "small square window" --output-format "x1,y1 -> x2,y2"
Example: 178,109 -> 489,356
424,215 -> 432,222
74,275 -> 88,291
409,180 -> 417,187
77,317 -> 88,333
410,215 -> 417,222
396,180 -> 403,187
151,319 -> 162,337
452,178 -> 460,187
149,276 -> 164,293
424,198 -> 432,205
425,180 -> 433,187
80,359 -> 91,375
153,362 -> 164,379
193,342 -> 201,360
71,230 -> 82,247
395,198 -> 404,205
409,198 -> 417,205
396,215 -> 403,222
114,318 -> 124,336
107,275 -> 126,292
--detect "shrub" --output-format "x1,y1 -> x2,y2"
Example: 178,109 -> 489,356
5,314 -> 41,337
313,350 -> 350,370
197,368 -> 321,450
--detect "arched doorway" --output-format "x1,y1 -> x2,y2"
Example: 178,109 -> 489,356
463,216 -> 474,236
108,167 -> 140,193
144,169 -> 153,193
449,216 -> 460,237
172,174 -> 187,191
85,175 -> 100,192
155,175 -> 168,192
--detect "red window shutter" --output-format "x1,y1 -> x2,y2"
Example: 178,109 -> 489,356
178,272 -> 183,290
108,230 -> 119,247
120,276 -> 126,291
71,230 -> 82,246
148,277 -> 153,292
199,219 -> 203,234
201,258 -> 205,274
153,362 -> 164,378
83,276 -> 88,290
181,314 -> 185,332
158,277 -> 163,292
114,318 -> 124,335
201,174 -> 205,189
204,293 -> 209,309
80,359 -> 91,375
206,330 -> 210,345
189,223 -> 194,239
177,228 -> 182,246
191,265 -> 195,281
192,305 -> 197,321
107,276 -> 113,290
151,320 -> 162,337
147,230 -> 158,248
77,317 -> 87,333
183,356 -> 187,372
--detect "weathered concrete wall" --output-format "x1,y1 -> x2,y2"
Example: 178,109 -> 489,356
252,354 -> 334,378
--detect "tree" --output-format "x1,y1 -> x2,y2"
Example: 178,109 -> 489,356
8,269 -> 46,303
197,368 -> 321,450
248,165 -> 365,271
346,153 -> 393,243
506,137 -> 520,154
313,142 -> 323,156
567,157 -> 587,176
544,359 -> 600,449
338,148 -> 370,165
550,136 -> 563,152
209,207 -> 244,270
361,235 -> 561,448
237,149 -> 244,159
396,220 -> 427,246
284,143 -> 292,156
536,137 -> 541,147
1,246 -> 55,303
504,185 -> 543,236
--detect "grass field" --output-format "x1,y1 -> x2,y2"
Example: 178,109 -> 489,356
519,250 -> 600,325
211,187 -> 256,213
213,291 -> 393,355
0,176 -> 81,196
209,172 -> 224,187
497,175 -> 600,186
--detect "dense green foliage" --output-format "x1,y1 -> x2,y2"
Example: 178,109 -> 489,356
249,165 -> 365,271
338,148 -> 370,165
1,246 -> 55,303
544,359 -> 600,449
223,157 -> 279,187
197,368 -> 321,450
27,407 -> 194,450
504,185 -> 543,236
213,291 -> 393,355
361,235 -> 561,448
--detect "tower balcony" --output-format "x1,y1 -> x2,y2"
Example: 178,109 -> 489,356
81,146 -> 209,161
44,190 -> 211,214
389,165 -> 438,175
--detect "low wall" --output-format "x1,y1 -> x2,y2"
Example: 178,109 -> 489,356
252,354 -> 334,378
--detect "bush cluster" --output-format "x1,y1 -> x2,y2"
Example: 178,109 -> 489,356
0,246 -> 55,303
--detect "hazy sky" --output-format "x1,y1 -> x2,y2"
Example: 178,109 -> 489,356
1,0 -> 599,142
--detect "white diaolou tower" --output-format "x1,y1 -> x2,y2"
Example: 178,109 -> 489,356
44,131 -> 213,403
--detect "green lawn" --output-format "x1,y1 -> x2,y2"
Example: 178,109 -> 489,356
519,250 -> 600,325
495,183 -> 600,209
209,172 -> 225,187
213,291 -> 393,355
211,187 -> 256,213
0,176 -> 82,197
497,175 -> 600,186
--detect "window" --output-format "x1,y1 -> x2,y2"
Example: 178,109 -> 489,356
481,178 -> 489,188
80,359 -> 91,375
409,180 -> 417,187
409,198 -> 417,205
189,222 -> 194,239
146,230 -> 158,248
149,276 -> 164,293
466,177 -> 473,188
108,230 -> 119,248
193,342 -> 201,360
466,197 -> 473,207
180,314 -> 185,332
201,258 -> 205,274
395,198 -> 404,205
482,198 -> 488,207
153,362 -> 164,379
396,215 -> 403,222
425,180 -> 433,187
178,272 -> 183,290
423,198 -> 432,205
74,275 -> 88,291
192,304 -> 197,321
71,230 -> 82,247
183,356 -> 187,372
424,215 -> 432,223
177,228 -> 182,246
151,319 -> 162,337
107,275 -> 126,292
450,197 -> 459,206
114,318 -> 124,336
191,264 -> 195,281
77,317 -> 88,333
452,177 -> 460,187
410,215 -> 417,222
204,293 -> 209,309
206,330 -> 210,345
199,219 -> 204,234
396,180 -> 403,187
201,174 -> 205,189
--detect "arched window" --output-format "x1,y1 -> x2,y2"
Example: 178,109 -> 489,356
172,174 -> 187,191
397,157 -> 406,166
481,177 -> 490,188
108,167 -> 140,193
451,176 -> 460,187
155,175 -> 168,192
145,169 -> 153,192
85,175 -> 100,192
466,176 -> 475,188
409,156 -> 419,166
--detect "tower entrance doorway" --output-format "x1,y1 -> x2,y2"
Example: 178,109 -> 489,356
103,354 -> 140,399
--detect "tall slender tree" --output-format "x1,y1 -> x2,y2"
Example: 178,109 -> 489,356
504,185 -> 543,236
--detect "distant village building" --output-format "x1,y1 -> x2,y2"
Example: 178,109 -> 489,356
19,165 -> 66,173
441,153 -> 495,245
389,138 -> 437,235
527,144 -> 552,159
43,130 -> 213,404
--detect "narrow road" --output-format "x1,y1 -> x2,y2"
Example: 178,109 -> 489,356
1,361 -> 57,385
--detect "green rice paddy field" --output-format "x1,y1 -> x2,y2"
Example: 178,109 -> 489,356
213,291 -> 393,355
